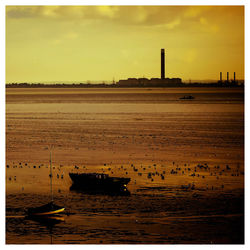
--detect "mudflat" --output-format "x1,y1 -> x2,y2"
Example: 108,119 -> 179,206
6,87 -> 244,244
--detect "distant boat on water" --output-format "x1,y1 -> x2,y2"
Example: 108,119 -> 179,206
27,152 -> 65,216
179,95 -> 195,100
69,173 -> 130,193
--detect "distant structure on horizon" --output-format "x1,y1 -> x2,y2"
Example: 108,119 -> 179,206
6,48 -> 243,88
218,71 -> 239,85
161,48 -> 165,79
117,48 -> 182,87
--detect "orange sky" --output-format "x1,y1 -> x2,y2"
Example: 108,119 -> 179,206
6,6 -> 244,83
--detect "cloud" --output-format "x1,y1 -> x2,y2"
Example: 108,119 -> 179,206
6,6 -> 119,20
184,6 -> 203,18
95,6 -> 119,19
6,6 -> 184,24
5,5 -> 239,34
39,6 -> 59,18
199,17 -> 220,33
6,6 -> 40,18
184,6 -> 212,18
166,18 -> 181,29
5,5 -> 187,34
155,18 -> 181,30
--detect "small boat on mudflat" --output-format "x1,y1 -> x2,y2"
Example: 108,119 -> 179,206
179,95 -> 195,100
27,152 -> 65,217
69,173 -> 130,192
27,202 -> 65,216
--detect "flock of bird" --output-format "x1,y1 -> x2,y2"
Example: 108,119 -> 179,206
6,161 -> 243,192
6,162 -> 65,182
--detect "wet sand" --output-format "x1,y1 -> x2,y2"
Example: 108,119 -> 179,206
6,87 -> 244,244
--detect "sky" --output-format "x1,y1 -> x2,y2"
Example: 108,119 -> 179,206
5,5 -> 244,83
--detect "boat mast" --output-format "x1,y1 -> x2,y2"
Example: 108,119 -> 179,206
50,151 -> 53,203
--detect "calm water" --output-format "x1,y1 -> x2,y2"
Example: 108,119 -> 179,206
6,87 -> 244,244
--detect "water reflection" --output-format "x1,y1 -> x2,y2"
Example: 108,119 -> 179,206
24,215 -> 65,244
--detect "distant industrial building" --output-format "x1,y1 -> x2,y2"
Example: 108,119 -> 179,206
117,49 -> 182,87
161,48 -> 165,79
218,71 -> 239,85
117,77 -> 182,87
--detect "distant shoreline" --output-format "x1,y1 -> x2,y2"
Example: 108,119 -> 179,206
5,83 -> 244,88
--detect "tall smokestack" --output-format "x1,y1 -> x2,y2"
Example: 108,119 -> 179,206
234,72 -> 236,82
227,72 -> 229,82
220,72 -> 222,82
161,48 -> 165,79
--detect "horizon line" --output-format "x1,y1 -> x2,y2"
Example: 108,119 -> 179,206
6,79 -> 245,84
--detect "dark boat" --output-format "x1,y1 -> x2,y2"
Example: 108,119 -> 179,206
180,95 -> 195,100
70,183 -> 131,196
69,173 -> 130,192
27,152 -> 65,216
27,201 -> 65,216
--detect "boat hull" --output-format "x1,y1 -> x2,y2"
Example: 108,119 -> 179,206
69,173 -> 130,192
27,202 -> 65,216
29,208 -> 65,216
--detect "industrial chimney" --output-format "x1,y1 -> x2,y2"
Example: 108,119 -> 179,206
220,72 -> 222,82
234,72 -> 236,83
227,72 -> 229,82
161,49 -> 165,79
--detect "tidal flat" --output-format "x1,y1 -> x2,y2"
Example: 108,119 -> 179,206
6,87 -> 244,244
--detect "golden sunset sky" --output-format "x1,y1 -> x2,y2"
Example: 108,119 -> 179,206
6,5 -> 244,83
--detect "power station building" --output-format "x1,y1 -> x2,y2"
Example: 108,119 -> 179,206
218,71 -> 239,85
117,49 -> 182,87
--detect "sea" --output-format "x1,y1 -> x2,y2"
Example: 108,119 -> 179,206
6,87 -> 244,244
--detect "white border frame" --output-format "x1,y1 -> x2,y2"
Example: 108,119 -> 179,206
1,1 -> 248,249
